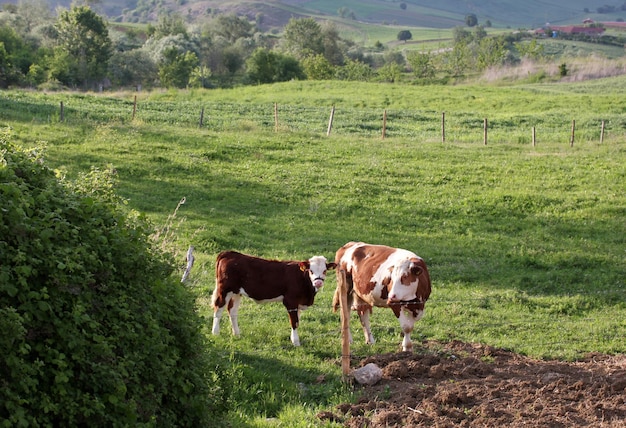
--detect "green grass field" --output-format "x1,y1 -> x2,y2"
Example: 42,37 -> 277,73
2,78 -> 625,426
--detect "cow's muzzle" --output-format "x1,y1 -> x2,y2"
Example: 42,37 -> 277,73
313,278 -> 324,291
386,297 -> 424,306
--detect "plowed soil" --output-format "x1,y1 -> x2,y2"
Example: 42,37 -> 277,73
319,340 -> 626,427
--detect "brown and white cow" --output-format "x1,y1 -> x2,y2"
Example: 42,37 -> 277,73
333,241 -> 432,352
211,250 -> 336,346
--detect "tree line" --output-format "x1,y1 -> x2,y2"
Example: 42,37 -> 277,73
0,0 -> 593,91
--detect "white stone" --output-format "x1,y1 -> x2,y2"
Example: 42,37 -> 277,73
353,363 -> 383,385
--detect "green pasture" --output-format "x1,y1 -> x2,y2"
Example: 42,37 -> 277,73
5,77 -> 626,144
1,79 -> 625,426
335,22 -> 454,48
539,38 -> 626,60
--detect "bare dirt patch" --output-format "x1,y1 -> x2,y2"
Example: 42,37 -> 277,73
319,340 -> 626,427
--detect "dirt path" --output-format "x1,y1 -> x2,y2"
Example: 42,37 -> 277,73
319,340 -> 626,427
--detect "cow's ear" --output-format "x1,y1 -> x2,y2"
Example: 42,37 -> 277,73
299,261 -> 310,272
327,262 -> 337,270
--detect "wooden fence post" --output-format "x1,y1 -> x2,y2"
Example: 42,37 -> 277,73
483,118 -> 488,145
274,103 -> 278,132
337,269 -> 351,377
441,112 -> 445,143
532,126 -> 536,147
600,120 -> 605,143
327,105 -> 335,136
59,101 -> 64,122
199,107 -> 204,128
382,109 -> 387,139
570,119 -> 575,147
132,95 -> 137,120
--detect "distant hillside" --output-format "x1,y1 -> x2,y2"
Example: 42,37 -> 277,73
8,0 -> 626,29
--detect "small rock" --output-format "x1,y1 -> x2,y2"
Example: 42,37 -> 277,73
353,363 -> 383,385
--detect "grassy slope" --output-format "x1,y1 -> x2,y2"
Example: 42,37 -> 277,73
30,0 -> 624,28
2,78 -> 625,425
255,0 -> 624,27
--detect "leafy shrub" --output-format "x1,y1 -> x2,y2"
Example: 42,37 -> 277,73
0,132 -> 229,427
245,48 -> 305,84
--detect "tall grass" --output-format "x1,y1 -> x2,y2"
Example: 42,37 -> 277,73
482,56 -> 626,83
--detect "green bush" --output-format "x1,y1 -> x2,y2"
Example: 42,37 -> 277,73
0,133 -> 229,427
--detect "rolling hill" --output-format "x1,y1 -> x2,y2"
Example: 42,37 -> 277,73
10,0 -> 626,29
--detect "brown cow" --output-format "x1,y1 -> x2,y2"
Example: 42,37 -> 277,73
212,250 -> 336,346
333,241 -> 432,351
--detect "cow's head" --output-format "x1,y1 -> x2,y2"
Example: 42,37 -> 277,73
300,256 -> 337,292
387,257 -> 424,304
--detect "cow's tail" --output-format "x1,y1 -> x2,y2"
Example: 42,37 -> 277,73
212,252 -> 227,309
332,270 -> 352,313
332,286 -> 340,313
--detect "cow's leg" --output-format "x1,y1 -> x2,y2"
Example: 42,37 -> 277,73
228,294 -> 242,336
286,307 -> 301,346
398,308 -> 417,352
212,289 -> 226,335
346,290 -> 354,344
352,296 -> 374,345
212,290 -> 234,335
211,310 -> 222,335
358,310 -> 375,345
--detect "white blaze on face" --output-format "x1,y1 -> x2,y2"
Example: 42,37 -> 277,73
307,256 -> 329,291
384,251 -> 420,303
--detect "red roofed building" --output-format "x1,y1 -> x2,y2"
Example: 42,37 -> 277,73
551,25 -> 605,35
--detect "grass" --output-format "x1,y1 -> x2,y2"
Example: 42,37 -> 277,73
1,79 -> 625,426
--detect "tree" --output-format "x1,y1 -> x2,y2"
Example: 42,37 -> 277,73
338,7 -> 350,18
245,47 -> 274,83
245,47 -> 304,84
0,25 -> 30,87
221,45 -> 244,76
301,53 -> 334,80
143,33 -> 199,66
384,50 -> 405,66
465,13 -> 478,27
51,5 -> 111,88
0,42 -> 10,86
188,64 -> 212,88
321,22 -> 345,65
407,50 -> 436,79
16,0 -> 52,34
275,54 -> 305,82
453,26 -> 471,44
214,14 -> 254,43
335,58 -> 373,81
151,12 -> 188,39
282,17 -> 324,59
472,25 -> 488,43
476,36 -> 507,69
515,39 -> 544,60
107,49 -> 157,89
158,47 -> 198,88
440,41 -> 470,76
400,3 -> 407,10
0,134 -> 228,426
377,62 -> 403,83
397,30 -> 412,42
